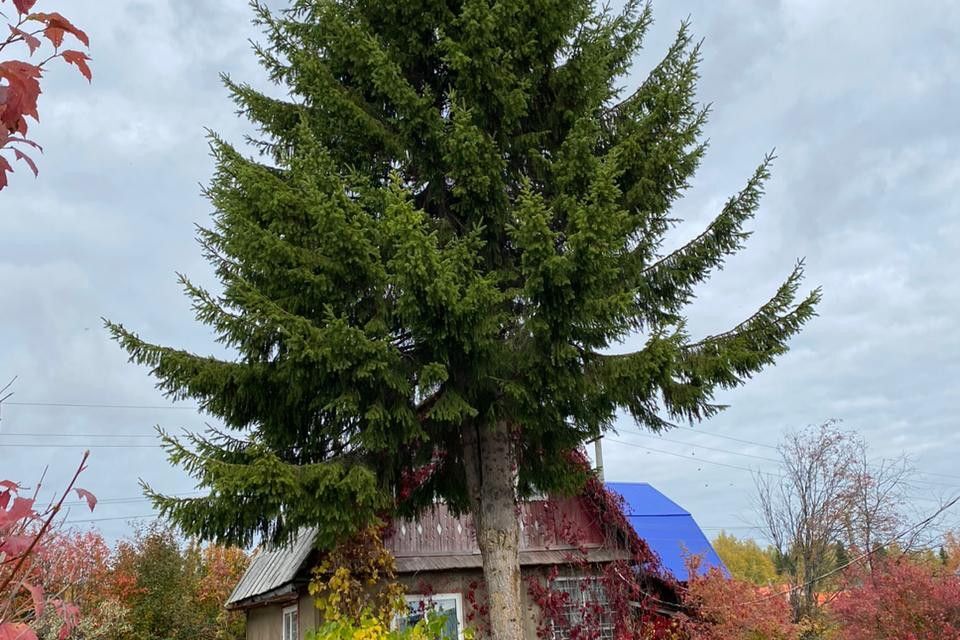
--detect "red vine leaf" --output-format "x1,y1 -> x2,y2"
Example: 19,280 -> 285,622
62,50 -> 91,82
73,487 -> 97,511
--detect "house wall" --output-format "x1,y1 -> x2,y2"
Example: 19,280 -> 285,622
397,567 -> 546,639
243,593 -> 316,640
244,566 -> 600,640
298,590 -> 321,639
388,498 -> 607,559
246,605 -> 282,640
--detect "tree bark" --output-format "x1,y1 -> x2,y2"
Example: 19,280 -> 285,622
464,420 -> 523,640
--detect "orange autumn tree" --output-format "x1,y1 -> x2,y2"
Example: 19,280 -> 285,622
0,0 -> 91,189
194,544 -> 250,640
24,524 -> 249,640
99,524 -> 249,640
28,530 -> 132,640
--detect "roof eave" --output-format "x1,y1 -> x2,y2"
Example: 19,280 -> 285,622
225,582 -> 301,611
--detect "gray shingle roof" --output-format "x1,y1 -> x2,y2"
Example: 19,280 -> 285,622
226,528 -> 318,608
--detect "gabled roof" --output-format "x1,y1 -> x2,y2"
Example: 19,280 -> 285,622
606,482 -> 727,581
226,527 -> 318,609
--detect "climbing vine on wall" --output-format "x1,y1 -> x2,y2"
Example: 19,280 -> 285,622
309,526 -> 406,624
525,450 -> 679,639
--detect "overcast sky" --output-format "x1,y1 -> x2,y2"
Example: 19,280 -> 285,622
2,1 -> 959,544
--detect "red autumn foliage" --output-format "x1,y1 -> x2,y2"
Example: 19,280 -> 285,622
0,0 -> 91,189
30,529 -> 112,606
830,557 -> 960,640
0,453 -> 97,640
677,557 -> 797,640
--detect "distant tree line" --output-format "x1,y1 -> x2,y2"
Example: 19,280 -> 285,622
696,422 -> 960,640
31,522 -> 248,640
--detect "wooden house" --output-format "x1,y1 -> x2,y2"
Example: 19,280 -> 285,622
226,482 -> 723,640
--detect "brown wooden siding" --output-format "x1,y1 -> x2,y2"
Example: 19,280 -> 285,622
387,497 -> 608,559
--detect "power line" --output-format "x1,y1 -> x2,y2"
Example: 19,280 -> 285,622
624,431 -> 780,463
64,513 -> 159,525
7,399 -> 960,487
59,491 -> 205,509
4,401 -> 198,410
3,432 -> 957,488
607,437 -> 784,478
636,426 -> 960,483
613,438 -> 959,495
8,398 -> 960,481
0,443 -> 160,449
0,431 -> 156,439
665,424 -> 779,450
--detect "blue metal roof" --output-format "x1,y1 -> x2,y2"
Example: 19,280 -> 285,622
606,482 -> 727,581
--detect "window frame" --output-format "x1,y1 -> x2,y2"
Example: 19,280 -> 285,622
281,603 -> 298,640
397,592 -> 465,640
549,576 -> 614,640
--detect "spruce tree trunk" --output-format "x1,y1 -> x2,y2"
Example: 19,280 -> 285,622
464,421 -> 524,640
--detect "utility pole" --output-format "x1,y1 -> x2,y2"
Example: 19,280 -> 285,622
594,436 -> 604,482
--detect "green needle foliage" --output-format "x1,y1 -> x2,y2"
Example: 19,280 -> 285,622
108,0 -> 819,551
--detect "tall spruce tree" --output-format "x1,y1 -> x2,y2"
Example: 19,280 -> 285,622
109,1 -> 820,636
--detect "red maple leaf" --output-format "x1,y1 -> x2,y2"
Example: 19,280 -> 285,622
0,60 -> 42,135
27,12 -> 89,48
61,50 -> 91,82
1,6 -> 89,190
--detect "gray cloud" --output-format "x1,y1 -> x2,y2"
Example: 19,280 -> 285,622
602,0 -> 960,537
2,1 -> 958,542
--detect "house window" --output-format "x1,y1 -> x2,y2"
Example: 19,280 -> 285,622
395,593 -> 464,639
282,604 -> 298,640
550,577 -> 614,640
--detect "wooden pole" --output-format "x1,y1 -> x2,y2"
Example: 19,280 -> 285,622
594,436 -> 604,482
